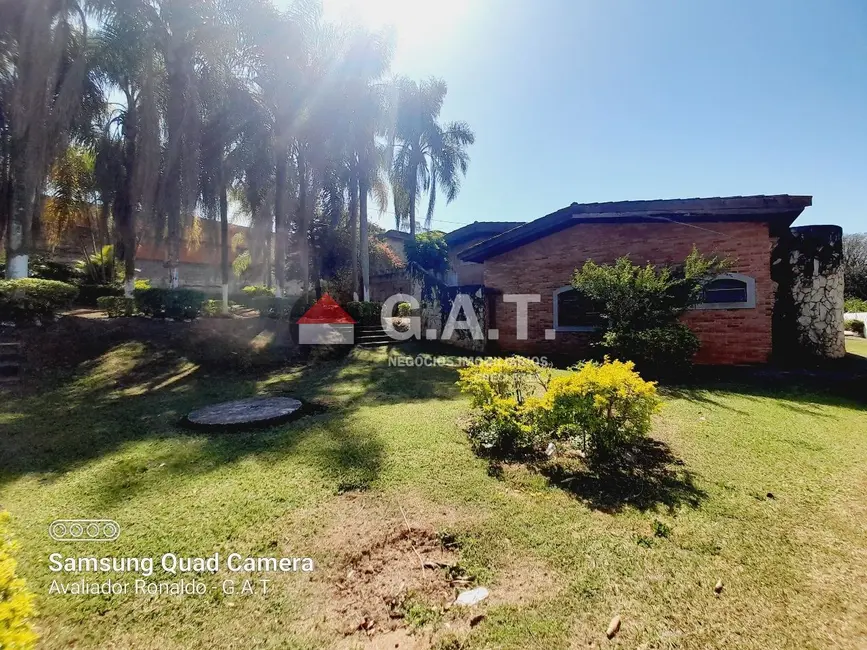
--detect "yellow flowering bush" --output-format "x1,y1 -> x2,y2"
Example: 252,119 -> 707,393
458,356 -> 662,462
0,511 -> 37,650
457,356 -> 550,407
457,357 -> 550,454
537,359 -> 662,460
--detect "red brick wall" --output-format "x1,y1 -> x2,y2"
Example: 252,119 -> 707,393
483,221 -> 777,365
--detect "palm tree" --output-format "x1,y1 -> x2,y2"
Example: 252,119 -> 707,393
1,0 -> 92,278
244,1 -> 307,298
89,12 -> 162,295
391,76 -> 475,237
198,2 -> 261,313
326,25 -> 392,300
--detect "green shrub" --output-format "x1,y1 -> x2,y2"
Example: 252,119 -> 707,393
0,511 -> 38,649
601,323 -> 700,376
0,279 -> 78,322
845,319 -> 865,336
457,356 -> 551,407
202,299 -> 233,318
845,297 -> 867,313
457,357 -> 551,456
405,232 -> 450,276
133,288 -> 206,320
458,357 -> 662,463
465,397 -> 541,456
396,301 -> 413,317
242,285 -> 275,299
76,283 -> 123,307
346,301 -> 383,325
255,296 -> 303,320
134,278 -> 152,291
12,256 -> 79,283
571,249 -> 727,376
97,296 -> 136,318
535,359 -> 662,462
75,245 -> 123,284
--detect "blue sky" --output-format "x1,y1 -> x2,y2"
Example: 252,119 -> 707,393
318,0 -> 866,235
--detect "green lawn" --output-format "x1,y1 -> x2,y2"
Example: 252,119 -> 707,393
1,338 -> 866,649
847,336 -> 867,359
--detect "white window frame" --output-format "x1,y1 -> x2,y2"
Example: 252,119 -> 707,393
553,285 -> 600,332
694,273 -> 756,310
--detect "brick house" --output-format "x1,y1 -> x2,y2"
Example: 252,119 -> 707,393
458,195 -> 818,365
443,221 -> 524,285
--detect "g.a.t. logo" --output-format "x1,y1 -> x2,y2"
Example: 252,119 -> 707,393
49,519 -> 120,542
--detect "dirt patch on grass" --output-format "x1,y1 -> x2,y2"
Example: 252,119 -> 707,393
333,527 -> 457,633
301,494 -> 482,646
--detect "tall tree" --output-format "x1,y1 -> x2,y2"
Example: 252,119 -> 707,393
843,233 -> 867,300
246,1 -> 306,298
198,0 -> 262,313
391,76 -> 475,237
89,11 -> 162,295
1,0 -> 91,278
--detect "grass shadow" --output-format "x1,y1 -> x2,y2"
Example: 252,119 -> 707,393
534,438 -> 708,514
0,321 -> 464,498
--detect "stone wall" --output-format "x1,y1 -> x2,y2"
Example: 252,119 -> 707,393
771,225 -> 846,361
779,225 -> 845,358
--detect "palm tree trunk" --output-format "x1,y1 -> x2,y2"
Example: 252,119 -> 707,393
360,178 -> 370,302
349,175 -> 359,300
264,216 -> 272,289
164,48 -> 185,290
219,160 -> 230,315
5,152 -> 31,279
118,109 -> 137,297
408,180 -> 417,238
0,125 -> 9,249
297,150 -> 310,298
98,200 -> 110,252
273,145 -> 287,298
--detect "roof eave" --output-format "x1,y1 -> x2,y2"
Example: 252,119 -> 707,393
458,195 -> 813,263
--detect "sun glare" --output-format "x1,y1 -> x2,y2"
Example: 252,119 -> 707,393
322,0 -> 471,65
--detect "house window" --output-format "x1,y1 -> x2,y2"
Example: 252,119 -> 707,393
695,273 -> 756,310
553,286 -> 604,331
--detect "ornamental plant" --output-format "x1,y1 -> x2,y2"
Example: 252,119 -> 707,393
0,279 -> 79,322
458,356 -> 661,463
571,247 -> 728,376
535,359 -> 662,461
457,357 -> 551,455
0,511 -> 38,650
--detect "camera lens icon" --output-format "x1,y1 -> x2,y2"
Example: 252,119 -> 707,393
49,519 -> 120,542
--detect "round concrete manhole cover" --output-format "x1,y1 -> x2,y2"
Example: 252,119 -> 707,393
186,397 -> 303,429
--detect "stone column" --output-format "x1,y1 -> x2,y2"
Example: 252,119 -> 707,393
788,225 -> 845,359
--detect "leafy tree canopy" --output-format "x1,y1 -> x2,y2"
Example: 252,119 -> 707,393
405,231 -> 449,276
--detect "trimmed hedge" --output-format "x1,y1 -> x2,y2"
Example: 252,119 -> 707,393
76,284 -> 123,307
133,288 -> 206,320
845,319 -> 865,337
346,301 -> 383,325
0,279 -> 78,322
97,296 -> 137,318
